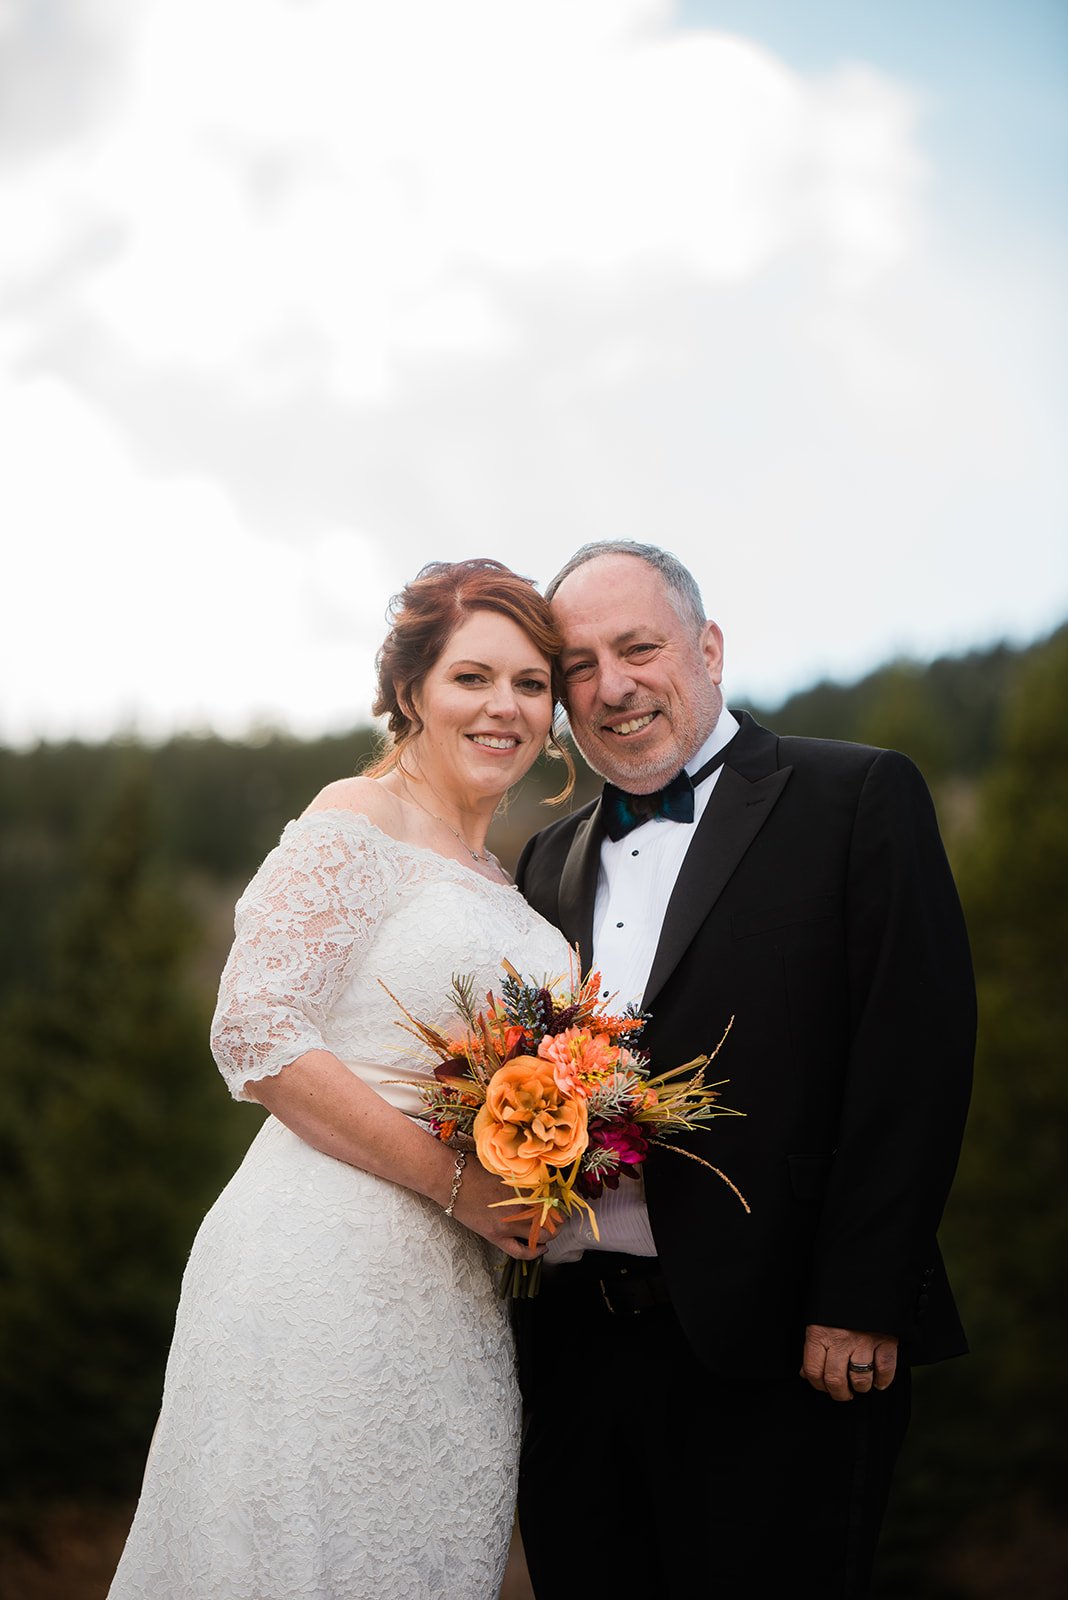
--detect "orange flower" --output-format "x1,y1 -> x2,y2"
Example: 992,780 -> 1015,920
474,1057 -> 589,1183
537,1028 -> 618,1097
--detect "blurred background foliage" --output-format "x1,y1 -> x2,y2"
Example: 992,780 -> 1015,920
1,623 -> 1066,1597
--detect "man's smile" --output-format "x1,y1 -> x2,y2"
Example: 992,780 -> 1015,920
604,711 -> 660,737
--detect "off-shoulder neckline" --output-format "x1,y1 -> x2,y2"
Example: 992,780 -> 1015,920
282,807 -> 519,893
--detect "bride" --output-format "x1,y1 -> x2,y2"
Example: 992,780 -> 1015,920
107,559 -> 575,1600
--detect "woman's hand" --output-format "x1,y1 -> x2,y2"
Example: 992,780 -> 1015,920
449,1158 -> 553,1260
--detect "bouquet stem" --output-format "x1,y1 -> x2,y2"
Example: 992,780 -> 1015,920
497,1255 -> 544,1300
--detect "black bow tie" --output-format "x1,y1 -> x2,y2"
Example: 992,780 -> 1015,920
600,747 -> 731,841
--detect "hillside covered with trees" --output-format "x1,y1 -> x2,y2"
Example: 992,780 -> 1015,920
1,622 -> 1065,1598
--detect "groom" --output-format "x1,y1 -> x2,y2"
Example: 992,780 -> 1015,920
515,540 -> 975,1598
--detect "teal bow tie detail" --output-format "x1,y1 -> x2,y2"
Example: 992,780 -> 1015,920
600,747 -> 731,842
601,769 -> 694,840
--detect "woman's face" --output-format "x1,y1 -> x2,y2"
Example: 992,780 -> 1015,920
409,609 -> 554,803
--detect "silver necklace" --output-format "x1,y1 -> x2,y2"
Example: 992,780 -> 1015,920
405,791 -> 494,864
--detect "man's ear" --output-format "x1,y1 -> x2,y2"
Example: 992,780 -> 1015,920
701,621 -> 724,686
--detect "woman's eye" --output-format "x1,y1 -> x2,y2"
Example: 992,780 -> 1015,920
517,678 -> 549,694
455,673 -> 484,686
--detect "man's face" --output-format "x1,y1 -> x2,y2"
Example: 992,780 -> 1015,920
552,554 -> 724,793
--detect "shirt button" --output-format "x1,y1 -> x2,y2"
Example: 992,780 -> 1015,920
616,921 -> 624,928
631,849 -> 639,856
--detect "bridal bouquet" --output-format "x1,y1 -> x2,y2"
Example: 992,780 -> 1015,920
384,957 -> 749,1298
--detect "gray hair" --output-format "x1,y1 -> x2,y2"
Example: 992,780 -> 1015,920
544,540 -> 707,632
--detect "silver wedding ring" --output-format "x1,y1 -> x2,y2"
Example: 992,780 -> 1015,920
847,1360 -> 874,1373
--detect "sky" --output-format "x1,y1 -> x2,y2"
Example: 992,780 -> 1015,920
2,0 -> 1066,747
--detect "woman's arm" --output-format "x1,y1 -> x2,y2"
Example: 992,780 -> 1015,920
249,1048 -> 546,1259
211,811 -> 546,1257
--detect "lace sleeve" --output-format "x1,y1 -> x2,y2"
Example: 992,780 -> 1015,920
210,812 -> 394,1101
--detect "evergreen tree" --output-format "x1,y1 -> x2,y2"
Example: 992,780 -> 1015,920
947,625 -> 1068,1475
0,759 -> 261,1501
874,627 -> 1068,1595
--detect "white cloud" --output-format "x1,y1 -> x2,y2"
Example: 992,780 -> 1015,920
0,375 -> 398,743
4,0 -> 922,397
0,0 -> 1063,744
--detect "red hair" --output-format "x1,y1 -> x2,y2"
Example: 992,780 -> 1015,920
366,558 -> 573,798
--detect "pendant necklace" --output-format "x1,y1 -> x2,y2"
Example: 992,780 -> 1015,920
402,785 -> 494,865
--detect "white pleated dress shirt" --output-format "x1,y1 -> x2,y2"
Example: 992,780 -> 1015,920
544,708 -> 740,1262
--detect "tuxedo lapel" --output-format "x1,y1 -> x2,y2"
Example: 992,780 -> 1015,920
551,713 -> 788,998
643,720 -> 792,1008
556,807 -> 603,968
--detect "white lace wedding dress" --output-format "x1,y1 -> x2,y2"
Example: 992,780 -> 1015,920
107,809 -> 572,1600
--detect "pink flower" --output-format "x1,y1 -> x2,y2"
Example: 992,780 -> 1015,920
537,1028 -> 618,1097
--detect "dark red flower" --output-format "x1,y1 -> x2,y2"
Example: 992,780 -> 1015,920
590,1116 -> 648,1165
576,1117 -> 648,1198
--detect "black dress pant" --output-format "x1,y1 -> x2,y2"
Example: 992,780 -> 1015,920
516,1254 -> 911,1600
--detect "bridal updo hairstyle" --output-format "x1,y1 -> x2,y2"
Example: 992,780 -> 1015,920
367,557 -> 574,799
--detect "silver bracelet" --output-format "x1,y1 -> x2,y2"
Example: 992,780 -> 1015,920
443,1151 -> 467,1217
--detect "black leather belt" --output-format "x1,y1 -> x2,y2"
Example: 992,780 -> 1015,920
543,1252 -> 672,1317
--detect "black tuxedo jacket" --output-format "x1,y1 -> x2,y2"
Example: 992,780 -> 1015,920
517,712 -> 976,1376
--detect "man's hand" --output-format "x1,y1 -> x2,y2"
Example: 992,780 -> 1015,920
801,1325 -> 899,1402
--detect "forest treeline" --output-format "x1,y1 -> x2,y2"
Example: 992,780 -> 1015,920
1,622 -> 1065,1597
